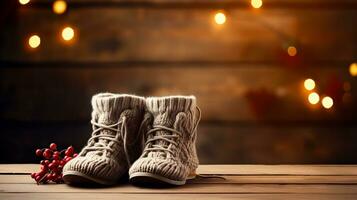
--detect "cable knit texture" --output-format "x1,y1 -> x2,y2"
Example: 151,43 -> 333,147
63,93 -> 145,184
129,96 -> 200,182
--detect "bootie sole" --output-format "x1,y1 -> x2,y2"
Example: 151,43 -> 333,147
129,172 -> 196,186
63,171 -> 116,186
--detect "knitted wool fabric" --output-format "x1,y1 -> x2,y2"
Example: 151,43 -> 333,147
129,96 -> 200,185
63,93 -> 145,185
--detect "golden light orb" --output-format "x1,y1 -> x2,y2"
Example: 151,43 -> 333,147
308,92 -> 320,105
349,63 -> 357,77
214,12 -> 226,25
19,0 -> 30,5
61,26 -> 74,41
322,96 -> 333,109
251,0 -> 263,8
53,0 -> 67,15
304,78 -> 316,91
287,46 -> 297,57
28,35 -> 41,49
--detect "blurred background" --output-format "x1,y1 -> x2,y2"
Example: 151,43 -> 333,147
0,0 -> 357,164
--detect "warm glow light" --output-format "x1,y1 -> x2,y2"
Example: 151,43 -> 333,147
304,78 -> 316,91
53,0 -> 67,15
251,0 -> 263,8
62,27 -> 74,41
214,12 -> 226,25
322,96 -> 333,109
350,63 -> 357,76
287,46 -> 297,56
308,92 -> 320,105
28,35 -> 40,48
19,0 -> 30,5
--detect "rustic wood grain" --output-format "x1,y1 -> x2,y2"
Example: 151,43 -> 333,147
1,65 -> 355,122
3,174 -> 357,184
2,164 -> 357,175
1,7 -> 356,62
2,164 -> 357,199
1,193 -> 357,200
2,183 -> 357,194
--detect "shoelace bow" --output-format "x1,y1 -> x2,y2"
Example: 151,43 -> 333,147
143,107 -> 201,157
80,117 -> 131,166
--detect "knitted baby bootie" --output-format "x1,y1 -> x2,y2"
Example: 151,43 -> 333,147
63,93 -> 145,185
129,96 -> 201,185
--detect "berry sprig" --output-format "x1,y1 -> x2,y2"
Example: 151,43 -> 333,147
31,143 -> 77,184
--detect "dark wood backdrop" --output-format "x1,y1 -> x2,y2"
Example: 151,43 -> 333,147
0,0 -> 356,164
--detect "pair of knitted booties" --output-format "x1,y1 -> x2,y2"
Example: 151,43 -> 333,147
62,93 -> 200,186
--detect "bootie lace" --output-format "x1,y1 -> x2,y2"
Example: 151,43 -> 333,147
143,107 -> 201,158
80,117 -> 131,166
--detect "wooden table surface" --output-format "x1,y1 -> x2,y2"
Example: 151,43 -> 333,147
1,164 -> 357,200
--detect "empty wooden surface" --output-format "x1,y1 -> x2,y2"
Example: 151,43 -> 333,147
1,164 -> 357,199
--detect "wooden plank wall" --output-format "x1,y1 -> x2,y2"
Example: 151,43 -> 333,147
0,0 -> 356,163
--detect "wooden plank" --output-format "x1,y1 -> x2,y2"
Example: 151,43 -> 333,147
1,183 -> 357,194
1,193 -> 357,200
1,8 -> 356,62
3,174 -> 357,184
2,164 -> 357,175
1,65 -> 356,122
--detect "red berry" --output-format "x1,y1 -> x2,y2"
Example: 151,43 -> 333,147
49,143 -> 57,150
46,173 -> 54,180
40,165 -> 48,171
48,163 -> 55,169
35,175 -> 42,182
31,172 -> 36,178
35,149 -> 42,157
52,160 -> 60,166
53,154 -> 60,160
44,160 -> 50,165
43,149 -> 52,159
59,160 -> 66,166
65,146 -> 74,156
64,157 -> 72,163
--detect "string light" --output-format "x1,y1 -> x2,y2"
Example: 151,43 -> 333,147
322,96 -> 333,109
304,79 -> 316,91
28,35 -> 41,49
287,46 -> 297,57
349,63 -> 357,77
214,12 -> 226,25
53,0 -> 67,15
19,0 -> 30,5
251,0 -> 263,8
61,26 -> 74,41
308,92 -> 320,105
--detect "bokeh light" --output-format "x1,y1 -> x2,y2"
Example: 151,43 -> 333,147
350,63 -> 357,76
308,92 -> 320,105
214,12 -> 226,25
304,79 -> 316,91
287,46 -> 297,57
61,27 -> 74,41
28,35 -> 41,49
322,96 -> 333,109
53,0 -> 67,15
19,0 -> 30,5
251,0 -> 263,8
